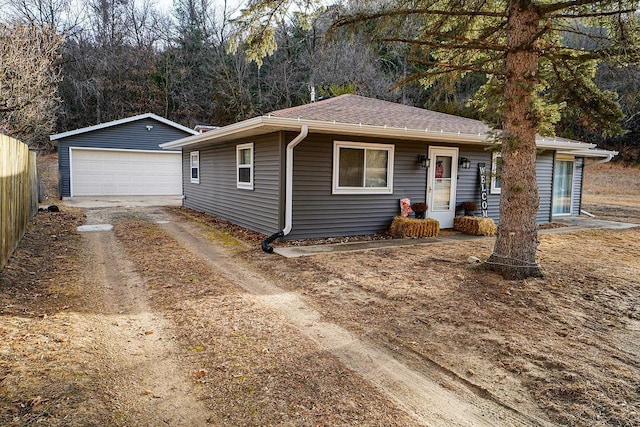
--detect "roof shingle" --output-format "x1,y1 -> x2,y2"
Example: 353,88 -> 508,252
268,94 -> 490,136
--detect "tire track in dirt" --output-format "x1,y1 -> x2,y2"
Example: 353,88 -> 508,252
161,211 -> 553,427
78,209 -> 212,426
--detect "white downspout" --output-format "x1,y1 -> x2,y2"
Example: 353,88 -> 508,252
283,124 -> 309,235
261,125 -> 308,252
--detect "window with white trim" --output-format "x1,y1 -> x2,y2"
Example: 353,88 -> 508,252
491,152 -> 502,194
332,141 -> 394,194
190,151 -> 200,184
237,143 -> 254,190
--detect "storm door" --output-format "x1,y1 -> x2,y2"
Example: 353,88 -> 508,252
427,147 -> 459,228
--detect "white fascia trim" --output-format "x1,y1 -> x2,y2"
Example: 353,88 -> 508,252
159,115 -> 607,152
160,116 -> 492,149
535,136 -> 599,151
160,117 -> 268,148
50,113 -> 198,141
69,146 -> 180,154
557,148 -> 618,159
293,117 -> 489,143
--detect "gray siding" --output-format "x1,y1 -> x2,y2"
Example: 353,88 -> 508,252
57,117 -> 188,197
572,157 -> 584,215
455,148 -> 554,225
536,151 -> 554,223
182,131 -> 565,239
182,133 -> 283,236
455,147 -> 501,222
290,137 -> 557,238
288,134 -> 426,239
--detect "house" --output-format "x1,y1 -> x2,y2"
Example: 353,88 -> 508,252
51,113 -> 198,198
159,94 -> 616,249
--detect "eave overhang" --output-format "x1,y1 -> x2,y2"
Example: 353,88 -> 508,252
159,115 -> 612,158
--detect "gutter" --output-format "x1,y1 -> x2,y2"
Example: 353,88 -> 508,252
585,151 -> 617,166
161,116 -> 491,149
262,125 -> 309,253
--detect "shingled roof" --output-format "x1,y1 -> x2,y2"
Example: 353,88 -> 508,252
161,94 -> 616,159
269,94 -> 490,136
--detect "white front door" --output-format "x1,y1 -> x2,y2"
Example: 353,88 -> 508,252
427,147 -> 459,228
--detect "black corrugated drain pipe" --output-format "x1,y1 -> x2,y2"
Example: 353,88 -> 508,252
262,231 -> 284,253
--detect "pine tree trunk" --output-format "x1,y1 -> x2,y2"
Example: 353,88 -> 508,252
486,0 -> 544,279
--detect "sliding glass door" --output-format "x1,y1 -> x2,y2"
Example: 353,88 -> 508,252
552,159 -> 574,215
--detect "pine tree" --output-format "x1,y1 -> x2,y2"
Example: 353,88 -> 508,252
232,0 -> 639,279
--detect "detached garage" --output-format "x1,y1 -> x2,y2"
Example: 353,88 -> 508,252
51,113 -> 198,198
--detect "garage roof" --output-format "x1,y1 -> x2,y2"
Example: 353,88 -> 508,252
50,113 -> 198,141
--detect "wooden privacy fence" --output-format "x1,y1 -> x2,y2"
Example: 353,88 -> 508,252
1,134 -> 38,271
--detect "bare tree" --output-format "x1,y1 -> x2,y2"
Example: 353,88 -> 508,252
0,21 -> 63,149
3,0 -> 83,32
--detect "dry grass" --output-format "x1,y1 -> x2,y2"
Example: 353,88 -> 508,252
2,154 -> 640,426
583,161 -> 640,196
251,226 -> 640,426
582,162 -> 640,223
113,220 -> 419,426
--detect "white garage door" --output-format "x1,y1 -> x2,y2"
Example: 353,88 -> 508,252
71,148 -> 182,196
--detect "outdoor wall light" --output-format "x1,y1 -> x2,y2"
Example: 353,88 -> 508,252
459,157 -> 471,169
146,125 -> 154,131
418,154 -> 428,168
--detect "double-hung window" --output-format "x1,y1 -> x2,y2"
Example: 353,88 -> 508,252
237,143 -> 254,190
332,141 -> 394,194
190,151 -> 200,184
490,152 -> 502,194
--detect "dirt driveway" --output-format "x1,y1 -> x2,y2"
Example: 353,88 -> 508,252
0,204 -> 539,426
2,201 -> 639,426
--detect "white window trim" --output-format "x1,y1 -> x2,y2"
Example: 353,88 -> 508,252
236,143 -> 254,190
190,151 -> 200,184
332,141 -> 394,195
490,151 -> 502,194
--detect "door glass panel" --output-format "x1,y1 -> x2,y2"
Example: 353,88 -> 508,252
433,155 -> 452,210
553,160 -> 573,214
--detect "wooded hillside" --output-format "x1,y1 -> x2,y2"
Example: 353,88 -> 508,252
1,0 -> 639,161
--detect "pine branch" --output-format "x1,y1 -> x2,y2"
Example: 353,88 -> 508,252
380,36 -> 507,52
539,0 -> 611,15
543,46 -> 640,61
335,7 -> 506,28
407,57 -> 505,76
553,8 -> 638,18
